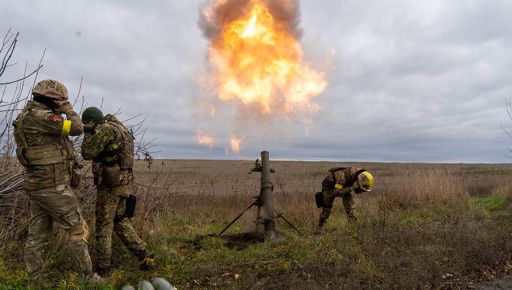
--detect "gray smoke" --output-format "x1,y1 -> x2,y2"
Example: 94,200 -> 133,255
198,0 -> 302,40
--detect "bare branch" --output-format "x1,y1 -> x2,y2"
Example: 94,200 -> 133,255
0,108 -> 22,113
29,48 -> 46,91
72,76 -> 84,106
0,64 -> 43,85
122,113 -> 142,123
0,32 -> 18,77
0,96 -> 28,108
113,107 -> 122,116
0,28 -> 13,51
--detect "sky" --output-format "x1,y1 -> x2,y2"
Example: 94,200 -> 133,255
1,0 -> 512,163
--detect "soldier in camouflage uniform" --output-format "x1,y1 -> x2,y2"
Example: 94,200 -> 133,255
317,166 -> 374,231
12,80 -> 102,283
80,107 -> 154,275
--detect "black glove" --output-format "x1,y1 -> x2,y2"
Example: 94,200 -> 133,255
315,192 -> 323,208
124,195 -> 137,219
115,194 -> 137,222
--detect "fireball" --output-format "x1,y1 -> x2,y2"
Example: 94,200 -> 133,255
198,0 -> 328,152
205,0 -> 326,114
229,136 -> 242,153
197,129 -> 216,148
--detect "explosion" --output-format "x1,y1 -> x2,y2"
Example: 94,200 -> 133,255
197,129 -> 216,148
230,136 -> 242,153
197,0 -> 328,154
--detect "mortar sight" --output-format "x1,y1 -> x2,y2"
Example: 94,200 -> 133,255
248,158 -> 275,174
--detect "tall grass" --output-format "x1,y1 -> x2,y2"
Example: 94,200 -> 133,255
1,161 -> 512,289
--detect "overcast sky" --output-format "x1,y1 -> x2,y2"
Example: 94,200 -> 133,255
1,0 -> 512,163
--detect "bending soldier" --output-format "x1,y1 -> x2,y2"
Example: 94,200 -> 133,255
317,166 -> 374,231
12,80 -> 102,283
80,107 -> 154,275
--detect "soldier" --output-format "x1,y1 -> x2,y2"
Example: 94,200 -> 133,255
12,80 -> 102,283
80,107 -> 154,275
316,166 -> 374,232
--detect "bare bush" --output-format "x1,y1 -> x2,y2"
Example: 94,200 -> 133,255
0,29 -> 44,243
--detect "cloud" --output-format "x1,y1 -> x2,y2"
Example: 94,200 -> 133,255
1,0 -> 512,162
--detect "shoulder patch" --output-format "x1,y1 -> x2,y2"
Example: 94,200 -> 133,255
49,114 -> 63,122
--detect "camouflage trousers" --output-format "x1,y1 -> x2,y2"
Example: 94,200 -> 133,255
94,184 -> 146,270
25,184 -> 92,281
318,189 -> 356,227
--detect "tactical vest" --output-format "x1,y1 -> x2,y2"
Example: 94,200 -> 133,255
104,115 -> 134,170
13,107 -> 68,167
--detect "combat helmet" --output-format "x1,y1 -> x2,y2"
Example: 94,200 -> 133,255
32,79 -> 69,101
82,107 -> 104,124
357,171 -> 374,192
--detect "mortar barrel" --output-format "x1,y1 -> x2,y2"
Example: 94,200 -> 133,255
260,151 -> 276,239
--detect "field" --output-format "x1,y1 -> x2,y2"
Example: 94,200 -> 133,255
1,159 -> 512,289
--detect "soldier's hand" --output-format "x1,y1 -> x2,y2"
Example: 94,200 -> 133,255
71,162 -> 82,189
56,101 -> 73,114
352,182 -> 363,194
351,182 -> 360,192
84,122 -> 96,133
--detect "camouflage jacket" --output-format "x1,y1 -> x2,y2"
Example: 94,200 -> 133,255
322,166 -> 365,194
81,115 -> 124,165
12,101 -> 83,190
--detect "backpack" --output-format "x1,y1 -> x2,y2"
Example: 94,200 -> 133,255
104,115 -> 135,170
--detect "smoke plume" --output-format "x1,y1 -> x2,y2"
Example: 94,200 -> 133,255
199,0 -> 302,40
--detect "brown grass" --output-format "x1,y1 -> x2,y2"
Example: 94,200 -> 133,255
1,160 -> 512,289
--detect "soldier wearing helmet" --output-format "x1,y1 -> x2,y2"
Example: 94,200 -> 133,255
80,106 -> 154,276
316,166 -> 374,232
12,80 -> 102,283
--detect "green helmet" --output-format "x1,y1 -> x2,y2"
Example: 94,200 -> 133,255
32,79 -> 69,101
82,107 -> 104,124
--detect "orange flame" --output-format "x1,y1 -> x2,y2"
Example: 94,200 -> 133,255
206,0 -> 327,115
197,129 -> 216,148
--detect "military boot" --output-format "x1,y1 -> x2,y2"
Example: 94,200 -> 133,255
138,249 -> 155,270
314,222 -> 326,235
95,266 -> 109,277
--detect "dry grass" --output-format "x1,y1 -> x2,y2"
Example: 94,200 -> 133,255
1,160 -> 512,289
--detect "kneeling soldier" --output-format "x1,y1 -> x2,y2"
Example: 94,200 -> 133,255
81,107 -> 154,275
317,166 -> 374,232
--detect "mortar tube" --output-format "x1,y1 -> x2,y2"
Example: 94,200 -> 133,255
260,151 -> 276,239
